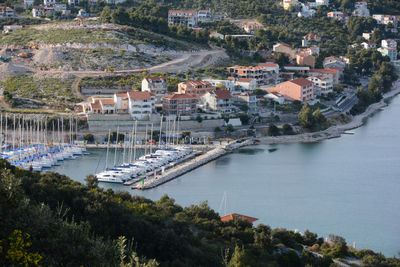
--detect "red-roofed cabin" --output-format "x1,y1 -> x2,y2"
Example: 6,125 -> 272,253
220,213 -> 258,224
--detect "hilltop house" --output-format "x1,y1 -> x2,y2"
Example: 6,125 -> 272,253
168,10 -> 198,27
142,77 -> 167,95
378,39 -> 397,61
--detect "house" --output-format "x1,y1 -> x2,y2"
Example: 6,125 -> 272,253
242,22 -> 263,34
327,11 -> 349,23
315,0 -> 328,6
127,91 -> 155,120
273,42 -> 296,58
24,0 -> 34,7
296,53 -> 315,68
141,77 -> 167,95
3,25 -> 23,33
162,93 -> 198,115
228,64 -> 278,86
361,42 -> 376,49
209,31 -> 224,39
323,56 -> 347,69
44,0 -> 55,6
220,213 -> 258,224
202,78 -> 235,91
269,78 -> 314,102
307,75 -> 333,95
378,39 -> 397,61
0,6 -> 15,18
197,10 -> 212,23
233,92 -> 257,114
309,68 -> 341,84
264,92 -> 285,104
200,90 -> 233,113
283,0 -> 299,10
178,80 -> 215,95
68,0 -> 79,7
232,78 -> 258,91
283,65 -> 310,74
54,3 -> 67,12
100,99 -> 115,114
302,33 -> 321,46
352,1 -> 370,17
113,93 -> 129,113
168,10 -> 198,28
298,4 -> 315,18
362,32 -> 372,40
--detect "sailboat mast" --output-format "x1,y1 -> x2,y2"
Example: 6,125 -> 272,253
105,129 -> 111,170
158,115 -> 163,148
133,120 -> 137,162
113,126 -> 119,167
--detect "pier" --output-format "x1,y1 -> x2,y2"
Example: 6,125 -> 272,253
132,139 -> 254,190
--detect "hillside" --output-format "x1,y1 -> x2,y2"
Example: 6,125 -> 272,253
0,160 -> 399,266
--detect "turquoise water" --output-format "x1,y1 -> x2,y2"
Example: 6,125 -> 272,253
51,95 -> 400,257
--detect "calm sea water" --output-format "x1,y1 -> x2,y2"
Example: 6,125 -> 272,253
50,95 -> 400,257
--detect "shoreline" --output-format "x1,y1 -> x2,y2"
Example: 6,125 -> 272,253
256,79 -> 400,145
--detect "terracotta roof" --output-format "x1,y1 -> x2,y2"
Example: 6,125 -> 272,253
91,100 -> 101,109
276,42 -> 291,47
163,93 -> 197,100
100,99 -> 115,105
220,213 -> 258,223
310,68 -> 337,74
212,90 -> 232,99
237,78 -> 254,83
169,10 -> 197,14
115,92 -> 128,98
181,80 -> 213,87
227,77 -> 235,80
290,78 -> 312,87
258,62 -> 278,68
328,67 -> 344,71
127,91 -> 152,100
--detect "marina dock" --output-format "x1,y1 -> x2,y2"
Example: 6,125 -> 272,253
132,139 -> 254,190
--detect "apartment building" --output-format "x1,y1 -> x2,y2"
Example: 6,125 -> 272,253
233,92 -> 257,114
378,39 -> 398,61
168,10 -> 198,27
197,10 -> 212,23
162,93 -> 198,115
127,91 -> 155,120
200,90 -> 233,113
309,68 -> 342,84
296,53 -> 315,68
178,80 -> 215,95
0,6 -> 15,18
269,78 -> 314,102
141,77 -> 167,95
307,75 -> 333,95
228,63 -> 278,86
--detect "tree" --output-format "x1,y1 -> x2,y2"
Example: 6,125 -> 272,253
5,230 -> 42,266
227,245 -> 247,267
226,124 -> 234,133
298,104 -> 313,129
196,115 -> 203,123
83,133 -> 95,143
239,104 -> 249,113
85,175 -> 98,189
282,124 -> 294,135
313,109 -> 327,126
267,124 -> 280,136
239,114 -> 250,125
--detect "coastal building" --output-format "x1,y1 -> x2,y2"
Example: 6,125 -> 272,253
264,92 -> 285,104
113,93 -> 129,113
296,53 -> 315,68
233,92 -> 257,114
323,56 -> 347,69
202,78 -> 235,91
99,99 -> 115,114
141,77 -> 167,95
378,40 -> 397,61
0,6 -> 15,18
127,91 -> 155,120
178,80 -> 215,96
168,10 -> 198,28
269,78 -> 314,102
307,75 -> 333,95
162,93 -> 198,115
231,78 -> 258,91
228,63 -> 278,86
309,68 -> 342,84
197,10 -> 212,23
200,90 -> 233,113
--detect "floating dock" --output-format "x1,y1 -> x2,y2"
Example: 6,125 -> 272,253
132,139 -> 254,190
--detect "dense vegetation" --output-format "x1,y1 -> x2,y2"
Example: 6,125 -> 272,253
1,160 -> 399,266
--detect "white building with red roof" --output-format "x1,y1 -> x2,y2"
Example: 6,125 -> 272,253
127,91 -> 155,120
200,90 -> 233,113
141,76 -> 167,95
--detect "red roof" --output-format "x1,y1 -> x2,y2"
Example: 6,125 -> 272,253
310,68 -> 337,74
258,62 -> 278,68
290,78 -> 312,87
237,78 -> 254,83
115,92 -> 128,98
212,90 -> 232,99
163,93 -> 197,100
100,99 -> 115,105
220,213 -> 258,223
90,100 -> 101,109
127,91 -> 152,100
